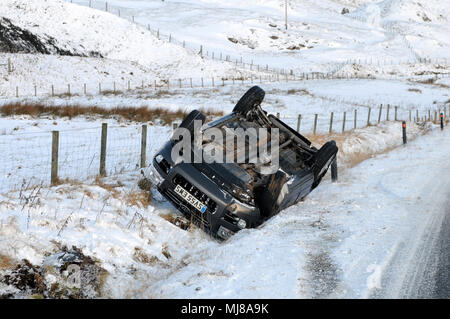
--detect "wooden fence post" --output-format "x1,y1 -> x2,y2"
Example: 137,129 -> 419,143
354,109 -> 357,129
34,85 -> 37,97
329,112 -> 334,134
395,106 -> 398,121
409,109 -> 411,122
386,104 -> 390,121
297,114 -> 302,133
342,112 -> 346,133
367,107 -> 371,126
378,105 -> 382,124
51,131 -> 59,185
16,86 -> 18,98
416,109 -> 419,122
84,83 -> 87,95
428,110 -> 431,121
100,123 -> 107,177
313,114 -> 318,135
140,125 -> 147,168
190,78 -> 193,88
212,77 -> 214,87
67,84 -> 71,97
99,83 -> 102,94
51,85 -> 54,97
7,58 -> 12,73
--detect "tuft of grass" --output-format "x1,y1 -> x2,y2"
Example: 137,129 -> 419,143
0,254 -> 14,270
0,102 -> 223,125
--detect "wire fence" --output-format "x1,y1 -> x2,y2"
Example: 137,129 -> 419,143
1,104 -> 448,194
2,70 -> 450,100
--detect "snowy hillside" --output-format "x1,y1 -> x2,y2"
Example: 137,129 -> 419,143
0,0 -> 258,93
70,0 -> 450,73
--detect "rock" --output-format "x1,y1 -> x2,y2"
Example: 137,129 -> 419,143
341,8 -> 350,15
0,17 -> 102,57
0,246 -> 107,299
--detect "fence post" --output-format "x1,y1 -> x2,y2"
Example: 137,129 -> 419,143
51,131 -> 59,185
201,78 -> 204,88
212,77 -> 215,87
51,85 -> 54,97
354,109 -> 357,129
190,78 -> 193,88
141,125 -> 147,168
402,121 -> 407,144
378,105 -> 382,124
105,2 -> 108,12
395,106 -> 398,121
409,109 -> 411,122
179,79 -> 182,88
99,83 -> 102,94
329,112 -> 334,134
367,107 -> 371,126
7,58 -> 12,73
434,111 -> 437,123
386,104 -> 390,121
84,83 -> 87,95
313,114 -> 318,135
34,85 -> 37,97
100,123 -> 107,177
297,114 -> 302,133
342,112 -> 346,133
428,110 -> 431,121
441,113 -> 444,130
331,157 -> 338,183
16,86 -> 18,98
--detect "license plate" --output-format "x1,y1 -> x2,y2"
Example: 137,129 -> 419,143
174,184 -> 207,213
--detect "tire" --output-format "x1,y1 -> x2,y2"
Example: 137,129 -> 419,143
311,140 -> 338,189
171,110 -> 205,141
255,171 -> 287,218
232,86 -> 265,116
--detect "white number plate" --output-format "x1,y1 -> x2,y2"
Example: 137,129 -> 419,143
174,184 -> 207,213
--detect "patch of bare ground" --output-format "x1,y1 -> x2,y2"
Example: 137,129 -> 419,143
0,102 -> 223,125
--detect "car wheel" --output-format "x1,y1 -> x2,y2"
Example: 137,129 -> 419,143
232,86 -> 265,116
312,140 -> 338,189
171,110 -> 205,141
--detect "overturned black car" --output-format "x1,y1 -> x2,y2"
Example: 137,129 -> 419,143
144,86 -> 338,240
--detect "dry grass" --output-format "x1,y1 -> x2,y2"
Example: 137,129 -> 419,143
0,254 -> 15,270
0,102 -> 223,125
306,129 -> 403,168
133,247 -> 160,265
125,190 -> 150,208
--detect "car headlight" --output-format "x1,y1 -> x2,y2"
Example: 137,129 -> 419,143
237,219 -> 247,229
148,164 -> 164,186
